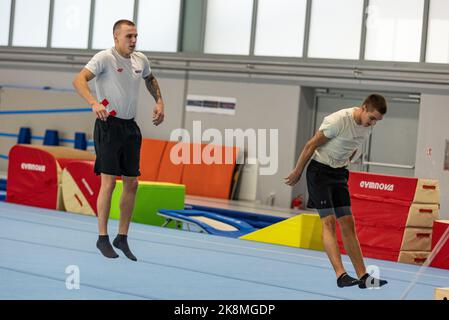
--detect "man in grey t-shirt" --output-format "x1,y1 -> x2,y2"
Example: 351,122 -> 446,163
285,94 -> 388,289
73,20 -> 165,261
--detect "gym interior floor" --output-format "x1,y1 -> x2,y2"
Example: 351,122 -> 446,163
1,201 -> 448,300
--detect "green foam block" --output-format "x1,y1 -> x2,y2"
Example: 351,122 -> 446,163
110,181 -> 185,228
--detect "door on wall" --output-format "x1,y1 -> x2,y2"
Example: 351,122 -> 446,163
313,89 -> 420,177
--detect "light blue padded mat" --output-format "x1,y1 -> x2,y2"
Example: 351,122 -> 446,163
1,202 -> 448,300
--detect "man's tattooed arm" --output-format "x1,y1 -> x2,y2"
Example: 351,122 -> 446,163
144,73 -> 163,103
145,72 -> 165,126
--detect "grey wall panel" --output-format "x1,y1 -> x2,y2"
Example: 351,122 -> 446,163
0,138 -> 16,173
291,87 -> 315,207
0,65 -> 302,208
415,94 -> 449,219
0,111 -> 95,143
0,67 -> 80,90
135,70 -> 186,141
1,87 -> 86,109
0,68 -> 186,162
0,86 -> 95,172
184,75 -> 300,208
369,99 -> 419,177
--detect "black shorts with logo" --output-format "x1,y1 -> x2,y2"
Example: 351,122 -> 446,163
93,116 -> 142,177
306,159 -> 352,219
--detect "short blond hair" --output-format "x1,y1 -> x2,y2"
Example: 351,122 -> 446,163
113,20 -> 135,34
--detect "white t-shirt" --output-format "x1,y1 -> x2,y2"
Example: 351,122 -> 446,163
312,107 -> 372,168
85,47 -> 151,119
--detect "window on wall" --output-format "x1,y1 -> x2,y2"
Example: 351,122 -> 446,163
92,0 -> 134,50
204,0 -> 253,55
365,0 -> 424,62
254,0 -> 307,57
308,0 -> 364,60
51,0 -> 91,49
137,0 -> 181,52
12,0 -> 50,47
0,0 -> 11,45
426,0 -> 449,63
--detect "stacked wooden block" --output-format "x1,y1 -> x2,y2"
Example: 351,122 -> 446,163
397,202 -> 440,265
434,287 -> 449,300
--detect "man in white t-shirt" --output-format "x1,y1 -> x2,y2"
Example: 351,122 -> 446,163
73,20 -> 165,261
285,94 -> 388,289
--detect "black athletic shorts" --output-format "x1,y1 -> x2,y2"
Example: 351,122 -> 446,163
93,116 -> 142,177
306,159 -> 352,219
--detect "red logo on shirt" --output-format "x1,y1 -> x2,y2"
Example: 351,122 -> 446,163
117,68 -> 123,73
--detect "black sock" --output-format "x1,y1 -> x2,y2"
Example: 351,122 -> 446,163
113,234 -> 137,261
96,235 -> 119,259
337,272 -> 360,288
358,273 -> 388,289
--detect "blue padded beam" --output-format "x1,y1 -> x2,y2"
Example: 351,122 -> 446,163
158,209 -> 257,238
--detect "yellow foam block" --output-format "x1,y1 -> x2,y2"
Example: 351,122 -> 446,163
240,213 -> 323,251
434,287 -> 449,300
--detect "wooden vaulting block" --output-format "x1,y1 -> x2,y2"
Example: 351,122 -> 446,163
413,179 -> 440,204
343,172 -> 441,263
61,161 -> 100,216
400,227 -> 433,251
405,203 -> 440,228
6,144 -> 95,210
434,287 -> 449,300
397,251 -> 429,266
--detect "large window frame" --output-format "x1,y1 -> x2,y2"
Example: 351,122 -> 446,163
0,0 -> 447,71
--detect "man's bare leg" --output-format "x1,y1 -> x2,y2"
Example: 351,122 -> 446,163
96,174 -> 118,258
113,176 -> 138,261
118,176 -> 138,235
338,215 -> 366,278
321,215 -> 359,287
338,215 -> 388,288
321,215 -> 346,277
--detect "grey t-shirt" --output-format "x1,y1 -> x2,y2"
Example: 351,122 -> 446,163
312,107 -> 372,168
85,47 -> 151,119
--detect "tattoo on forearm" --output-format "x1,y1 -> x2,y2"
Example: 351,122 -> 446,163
145,74 -> 163,103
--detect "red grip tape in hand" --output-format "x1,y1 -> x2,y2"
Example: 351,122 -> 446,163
101,98 -> 117,117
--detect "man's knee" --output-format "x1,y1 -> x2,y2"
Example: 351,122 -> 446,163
123,178 -> 138,193
321,215 -> 337,233
101,175 -> 116,194
338,215 -> 356,236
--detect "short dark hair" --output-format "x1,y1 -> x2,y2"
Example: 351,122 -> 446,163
113,19 -> 135,34
363,94 -> 387,115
